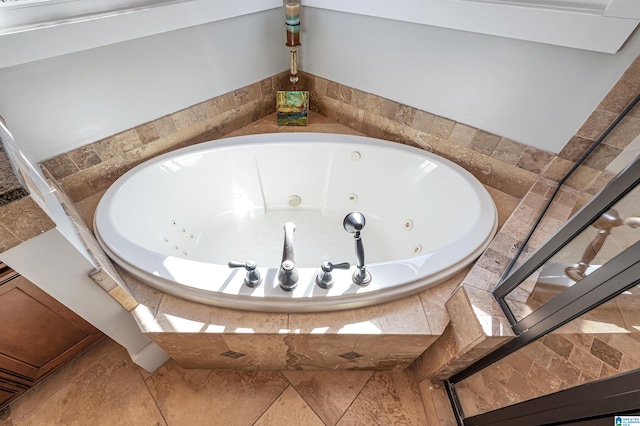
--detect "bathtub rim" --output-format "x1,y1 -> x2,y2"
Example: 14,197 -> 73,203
94,132 -> 498,312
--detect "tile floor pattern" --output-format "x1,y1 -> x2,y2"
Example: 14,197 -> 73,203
456,285 -> 640,417
0,338 -> 431,425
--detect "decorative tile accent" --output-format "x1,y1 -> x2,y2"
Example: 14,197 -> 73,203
220,350 -> 246,359
338,351 -> 363,360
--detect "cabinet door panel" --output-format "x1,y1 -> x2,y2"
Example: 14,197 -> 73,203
0,373 -> 29,407
0,276 -> 102,383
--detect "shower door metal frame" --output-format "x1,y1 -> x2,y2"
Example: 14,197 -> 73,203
446,155 -> 640,424
494,155 -> 640,331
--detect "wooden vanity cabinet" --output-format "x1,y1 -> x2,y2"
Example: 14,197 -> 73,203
0,264 -> 103,408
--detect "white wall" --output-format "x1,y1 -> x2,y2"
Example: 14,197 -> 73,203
301,7 -> 640,153
2,5 -> 638,159
0,8 -> 288,163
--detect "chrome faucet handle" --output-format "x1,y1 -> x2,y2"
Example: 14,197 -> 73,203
228,260 -> 262,288
315,261 -> 351,289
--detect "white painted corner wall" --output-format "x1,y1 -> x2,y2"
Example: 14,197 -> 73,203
300,6 -> 640,152
0,7 -> 288,163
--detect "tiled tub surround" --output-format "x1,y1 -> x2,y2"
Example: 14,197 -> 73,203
72,113 -> 456,372
33,56 -> 638,422
0,337 -> 435,426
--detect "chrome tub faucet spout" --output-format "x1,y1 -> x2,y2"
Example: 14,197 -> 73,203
278,222 -> 298,291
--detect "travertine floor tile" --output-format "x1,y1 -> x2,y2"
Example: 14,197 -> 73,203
9,337 -> 118,420
0,407 -> 11,426
254,386 -> 324,426
12,344 -> 164,426
145,360 -> 289,426
337,372 -> 427,425
283,370 -> 372,425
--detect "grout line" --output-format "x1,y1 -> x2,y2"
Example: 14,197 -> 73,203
250,382 -> 294,426
140,362 -> 170,426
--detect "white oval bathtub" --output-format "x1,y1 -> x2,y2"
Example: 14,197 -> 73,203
94,133 -> 497,312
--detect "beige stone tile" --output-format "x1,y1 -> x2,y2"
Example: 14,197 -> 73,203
135,121 -> 160,145
473,246 -> 510,277
448,123 -> 477,147
74,189 -> 105,230
41,153 -> 79,180
147,332 -> 230,369
543,156 -> 575,181
12,344 -> 164,426
234,82 -> 261,107
116,265 -> 164,320
254,386 -> 324,426
577,109 -> 618,140
604,115 -> 640,149
559,135 -> 593,162
409,322 -> 462,381
337,372 -> 427,425
395,104 -> 416,126
462,265 -> 500,292
585,170 -> 617,195
431,116 -> 456,139
445,287 -> 484,350
326,81 -> 352,104
429,381 -> 457,425
282,334 -> 359,370
411,110 -> 436,134
146,360 -> 289,426
491,138 -> 526,165
419,382 -> 442,421
455,381 -> 495,418
485,185 -> 519,229
418,271 -> 461,334
352,335 -> 437,370
470,130 -> 501,156
9,338 -> 119,420
220,334 -> 289,370
0,407 -> 11,426
517,147 -> 555,174
442,143 -> 538,199
568,346 -> 604,378
283,370 -> 372,425
208,305 -> 289,334
288,309 -> 357,334
171,103 -> 208,131
68,145 -> 102,170
152,294 -> 214,333
349,87 -> 367,110
583,142 -> 623,170
336,102 -> 365,132
362,94 -> 399,121
58,156 -> 130,202
345,295 -> 431,335
505,370 -> 538,402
